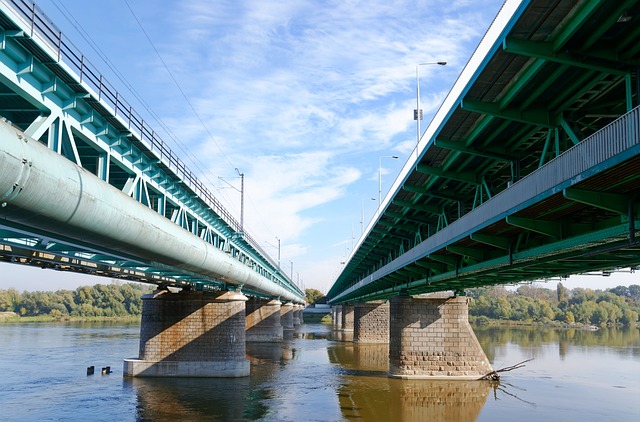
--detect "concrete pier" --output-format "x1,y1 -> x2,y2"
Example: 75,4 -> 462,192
124,289 -> 250,377
332,305 -> 343,330
245,298 -> 283,342
341,304 -> 354,331
281,302 -> 294,331
354,301 -> 389,343
292,304 -> 301,326
388,293 -> 493,380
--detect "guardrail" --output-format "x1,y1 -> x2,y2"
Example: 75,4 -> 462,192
1,0 -> 294,288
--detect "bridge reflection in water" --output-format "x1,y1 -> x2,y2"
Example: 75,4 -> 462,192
328,342 -> 491,421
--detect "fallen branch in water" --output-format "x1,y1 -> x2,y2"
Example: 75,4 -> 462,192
480,358 -> 534,380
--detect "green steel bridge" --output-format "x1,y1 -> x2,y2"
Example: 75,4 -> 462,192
0,0 -> 304,304
329,0 -> 640,304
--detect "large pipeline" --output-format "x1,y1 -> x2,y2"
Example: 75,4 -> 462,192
0,119 -> 303,303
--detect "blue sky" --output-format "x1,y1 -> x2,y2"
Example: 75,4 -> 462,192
1,0 -> 638,293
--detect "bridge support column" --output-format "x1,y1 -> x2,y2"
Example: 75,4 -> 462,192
281,302 -> 294,331
245,298 -> 283,342
332,305 -> 342,329
292,305 -> 301,326
354,301 -> 389,343
123,289 -> 250,378
341,304 -> 354,331
388,293 -> 493,380
298,305 -> 305,324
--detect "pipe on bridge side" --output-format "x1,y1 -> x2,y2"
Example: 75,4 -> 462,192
0,119 -> 303,303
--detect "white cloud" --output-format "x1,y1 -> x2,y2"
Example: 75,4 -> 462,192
29,0 -> 509,293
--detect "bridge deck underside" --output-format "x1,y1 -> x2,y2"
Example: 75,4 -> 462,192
330,0 -> 640,303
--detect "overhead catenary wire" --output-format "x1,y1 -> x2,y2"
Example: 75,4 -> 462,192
44,0 -> 293,274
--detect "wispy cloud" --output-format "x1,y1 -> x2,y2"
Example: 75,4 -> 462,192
42,0 -> 504,291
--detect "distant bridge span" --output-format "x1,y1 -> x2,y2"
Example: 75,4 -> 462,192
0,0 -> 304,304
329,0 -> 640,304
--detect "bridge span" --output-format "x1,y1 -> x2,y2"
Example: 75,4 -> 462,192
0,0 -> 304,377
328,0 -> 640,379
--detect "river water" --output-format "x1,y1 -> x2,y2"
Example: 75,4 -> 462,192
0,322 -> 638,421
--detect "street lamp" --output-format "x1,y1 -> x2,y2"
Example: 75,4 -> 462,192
235,168 -> 244,233
415,61 -> 446,156
276,236 -> 281,268
361,197 -> 376,234
379,155 -> 399,204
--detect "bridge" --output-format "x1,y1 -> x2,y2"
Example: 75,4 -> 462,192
328,0 -> 640,379
0,0 -> 304,377
1,0 -> 639,380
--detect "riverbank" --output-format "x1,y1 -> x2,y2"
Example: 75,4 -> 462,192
0,313 -> 141,323
468,315 -> 634,330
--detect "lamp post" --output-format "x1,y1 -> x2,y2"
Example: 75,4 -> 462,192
276,236 -> 281,268
379,155 -> 399,204
361,197 -> 376,234
235,168 -> 244,233
415,62 -> 446,157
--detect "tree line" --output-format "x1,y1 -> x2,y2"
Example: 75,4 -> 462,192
0,282 -> 153,319
468,283 -> 640,326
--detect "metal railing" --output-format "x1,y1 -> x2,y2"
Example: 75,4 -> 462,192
2,0 -> 294,288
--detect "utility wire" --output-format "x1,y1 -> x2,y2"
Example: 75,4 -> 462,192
46,0 -> 241,217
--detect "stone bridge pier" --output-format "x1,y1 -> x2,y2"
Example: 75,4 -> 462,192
124,289 -> 250,377
334,292 -> 493,379
245,298 -> 283,342
388,293 -> 493,380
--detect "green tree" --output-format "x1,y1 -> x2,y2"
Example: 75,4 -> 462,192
305,288 -> 324,304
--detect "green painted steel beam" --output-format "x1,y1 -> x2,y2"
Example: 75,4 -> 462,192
378,220 -> 417,233
461,99 -> 557,128
414,260 -> 447,274
446,245 -> 484,261
506,216 -> 562,238
434,137 -> 512,162
393,199 -> 440,214
427,253 -> 458,266
502,38 -> 628,75
402,183 -> 465,202
563,188 -> 632,214
470,233 -> 511,250
416,163 -> 480,184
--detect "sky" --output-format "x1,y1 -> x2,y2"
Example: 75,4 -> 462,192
1,0 -> 638,294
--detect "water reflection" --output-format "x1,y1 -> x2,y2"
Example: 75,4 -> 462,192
126,376 -> 270,421
475,326 -> 640,361
328,342 -> 491,421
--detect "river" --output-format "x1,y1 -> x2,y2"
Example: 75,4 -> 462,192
0,322 -> 638,421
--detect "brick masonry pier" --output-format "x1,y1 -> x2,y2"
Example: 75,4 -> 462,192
280,302 -> 294,331
332,305 -> 342,330
341,304 -> 355,331
354,301 -> 389,343
123,289 -> 250,377
245,298 -> 283,342
388,293 -> 493,380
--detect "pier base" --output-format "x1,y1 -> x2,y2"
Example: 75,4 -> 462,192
388,293 -> 493,380
281,302 -> 294,331
124,290 -> 249,377
354,301 -> 389,343
246,298 -> 283,342
341,304 -> 354,331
